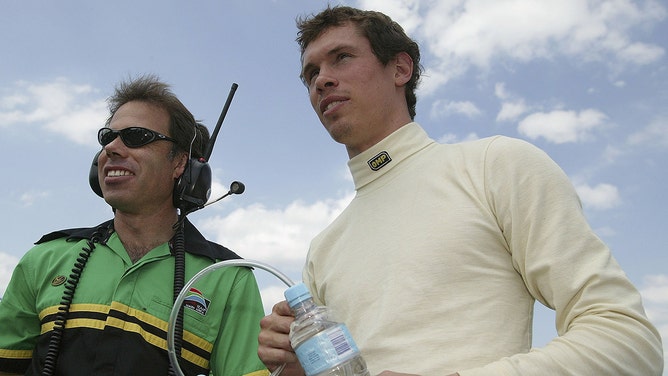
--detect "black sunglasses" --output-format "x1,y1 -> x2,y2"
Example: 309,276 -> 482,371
98,127 -> 177,148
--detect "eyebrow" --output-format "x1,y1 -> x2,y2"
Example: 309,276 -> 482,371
300,45 -> 354,83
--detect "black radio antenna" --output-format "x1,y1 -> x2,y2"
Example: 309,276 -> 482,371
204,82 -> 238,160
169,83 -> 241,376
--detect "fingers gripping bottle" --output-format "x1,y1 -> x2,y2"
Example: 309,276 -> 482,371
285,282 -> 370,376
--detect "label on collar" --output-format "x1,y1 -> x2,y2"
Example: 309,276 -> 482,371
367,151 -> 392,171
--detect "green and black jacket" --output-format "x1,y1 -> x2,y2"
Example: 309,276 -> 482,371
0,219 -> 269,376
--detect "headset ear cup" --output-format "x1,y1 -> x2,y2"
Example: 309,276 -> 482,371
89,150 -> 103,198
173,158 -> 212,212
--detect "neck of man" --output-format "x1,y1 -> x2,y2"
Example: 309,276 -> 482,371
345,115 -> 413,159
113,206 -> 180,263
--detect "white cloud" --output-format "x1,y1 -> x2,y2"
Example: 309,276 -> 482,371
642,275 -> 668,304
617,41 -> 665,65
0,78 -> 107,145
574,183 -> 621,210
0,253 -> 20,298
438,132 -> 480,144
517,109 -> 608,143
358,0 -> 423,34
430,99 -> 481,119
357,0 -> 666,94
260,285 -> 288,315
497,101 -> 529,122
0,93 -> 29,111
196,193 -> 354,274
494,83 -> 530,122
628,117 -> 668,148
602,145 -> 625,164
196,194 -> 355,313
20,190 -> 51,207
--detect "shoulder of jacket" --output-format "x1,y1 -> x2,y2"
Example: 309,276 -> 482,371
35,220 -> 114,245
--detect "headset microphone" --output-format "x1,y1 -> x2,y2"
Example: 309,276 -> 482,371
203,181 -> 245,208
229,181 -> 245,195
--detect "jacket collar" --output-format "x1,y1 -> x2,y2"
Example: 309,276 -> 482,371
36,218 -> 237,262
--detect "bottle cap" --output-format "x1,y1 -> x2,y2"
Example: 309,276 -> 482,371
284,282 -> 312,308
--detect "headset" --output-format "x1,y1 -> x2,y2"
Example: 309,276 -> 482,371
89,83 -> 240,215
172,153 -> 212,214
90,144 -> 214,214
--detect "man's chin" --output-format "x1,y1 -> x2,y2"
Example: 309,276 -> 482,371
102,194 -> 130,211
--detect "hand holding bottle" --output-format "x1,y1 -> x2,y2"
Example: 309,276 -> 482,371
284,283 -> 370,376
259,300 -> 306,376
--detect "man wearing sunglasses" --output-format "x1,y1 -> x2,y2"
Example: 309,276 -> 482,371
0,75 -> 269,376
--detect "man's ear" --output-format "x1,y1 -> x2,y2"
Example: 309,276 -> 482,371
173,152 -> 189,180
394,51 -> 414,87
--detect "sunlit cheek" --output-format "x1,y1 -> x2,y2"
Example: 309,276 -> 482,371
309,92 -> 319,112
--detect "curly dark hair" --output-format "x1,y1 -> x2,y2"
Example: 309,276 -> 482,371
296,5 -> 423,119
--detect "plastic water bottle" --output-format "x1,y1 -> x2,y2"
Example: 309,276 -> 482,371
285,282 -> 370,376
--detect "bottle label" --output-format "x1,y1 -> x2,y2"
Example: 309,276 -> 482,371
295,323 -> 361,376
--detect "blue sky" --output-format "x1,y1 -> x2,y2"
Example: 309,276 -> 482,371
1,0 -> 666,366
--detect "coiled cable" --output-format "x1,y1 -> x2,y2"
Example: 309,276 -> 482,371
42,229 -> 105,376
168,218 -> 187,376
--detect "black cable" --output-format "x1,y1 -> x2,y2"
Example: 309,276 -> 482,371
42,229 -> 105,376
168,216 -> 187,376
